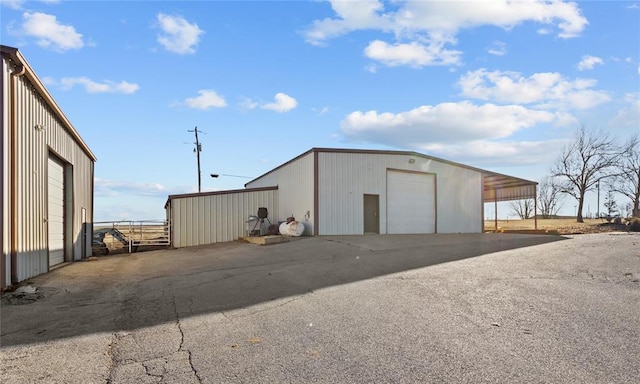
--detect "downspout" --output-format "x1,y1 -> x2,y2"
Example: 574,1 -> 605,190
9,60 -> 25,284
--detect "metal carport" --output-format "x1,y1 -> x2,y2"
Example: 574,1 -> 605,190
483,171 -> 538,231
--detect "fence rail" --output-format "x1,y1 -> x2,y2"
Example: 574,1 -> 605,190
93,220 -> 171,254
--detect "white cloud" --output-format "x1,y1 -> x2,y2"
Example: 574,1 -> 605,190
306,0 -> 586,43
239,97 -> 259,111
340,101 -> 556,148
458,69 -> 610,109
156,13 -> 204,55
181,90 -> 227,110
21,11 -> 83,51
487,41 -> 507,56
609,93 -> 640,129
55,77 -> 139,94
261,92 -> 298,113
577,55 -> 603,71
365,63 -> 378,73
420,138 -> 569,165
238,93 -> 298,112
364,39 -> 461,67
304,0 -> 587,68
304,0 -> 391,45
1,0 -> 25,10
95,178 -> 168,197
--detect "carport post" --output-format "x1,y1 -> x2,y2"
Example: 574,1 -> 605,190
534,184 -> 538,230
494,190 -> 498,232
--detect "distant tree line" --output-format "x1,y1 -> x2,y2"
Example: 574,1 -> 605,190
509,126 -> 639,222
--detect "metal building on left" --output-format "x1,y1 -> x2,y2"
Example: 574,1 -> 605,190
1,45 -> 96,291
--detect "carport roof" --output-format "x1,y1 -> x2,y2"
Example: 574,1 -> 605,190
246,148 -> 536,202
482,171 -> 537,202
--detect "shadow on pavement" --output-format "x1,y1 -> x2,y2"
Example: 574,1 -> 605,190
0,233 -> 565,347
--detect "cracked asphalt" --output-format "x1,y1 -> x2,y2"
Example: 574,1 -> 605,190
1,232 -> 639,383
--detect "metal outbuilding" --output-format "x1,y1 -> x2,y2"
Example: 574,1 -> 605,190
1,45 -> 96,290
165,187 -> 279,248
167,148 -> 536,248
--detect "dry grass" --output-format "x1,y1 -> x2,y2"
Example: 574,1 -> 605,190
484,218 -> 629,234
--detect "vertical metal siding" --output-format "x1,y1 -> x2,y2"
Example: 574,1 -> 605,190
2,58 -> 11,287
10,67 -> 94,282
317,152 -> 482,235
246,153 -> 315,235
171,189 -> 279,248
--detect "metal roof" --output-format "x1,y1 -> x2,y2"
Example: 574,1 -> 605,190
247,148 -> 537,202
1,44 -> 97,161
483,171 -> 537,202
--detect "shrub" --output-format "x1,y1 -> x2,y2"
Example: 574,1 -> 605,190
630,218 -> 640,232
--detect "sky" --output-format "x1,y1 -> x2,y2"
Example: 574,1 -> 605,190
1,0 -> 639,221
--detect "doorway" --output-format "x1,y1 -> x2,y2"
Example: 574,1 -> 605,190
363,194 -> 380,234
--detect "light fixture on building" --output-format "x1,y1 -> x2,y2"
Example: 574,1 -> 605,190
34,124 -> 45,132
211,173 -> 253,179
408,158 -> 416,164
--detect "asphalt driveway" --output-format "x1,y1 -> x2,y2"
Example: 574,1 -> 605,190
1,233 -> 639,383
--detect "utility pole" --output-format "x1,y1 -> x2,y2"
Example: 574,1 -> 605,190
188,127 -> 203,193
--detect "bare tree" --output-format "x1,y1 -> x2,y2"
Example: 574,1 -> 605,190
551,126 -> 623,223
608,134 -> 640,218
622,202 -> 633,219
603,190 -> 618,218
537,176 -> 563,219
509,199 -> 535,219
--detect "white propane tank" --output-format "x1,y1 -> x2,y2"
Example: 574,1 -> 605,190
279,221 -> 304,236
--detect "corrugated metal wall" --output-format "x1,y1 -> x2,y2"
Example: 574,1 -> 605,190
317,152 -> 483,235
246,152 -> 315,235
2,54 -> 94,285
169,188 -> 279,248
2,57 -> 11,287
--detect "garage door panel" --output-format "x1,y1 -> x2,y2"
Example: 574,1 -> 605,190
387,171 -> 435,234
48,157 -> 65,267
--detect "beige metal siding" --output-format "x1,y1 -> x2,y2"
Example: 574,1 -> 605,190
246,152 -> 315,235
3,54 -> 95,284
2,57 -> 11,287
317,152 -> 482,235
171,189 -> 279,248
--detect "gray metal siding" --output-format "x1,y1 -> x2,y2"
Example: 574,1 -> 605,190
317,152 -> 482,235
246,152 -> 315,235
170,189 -> 279,248
3,55 -> 94,284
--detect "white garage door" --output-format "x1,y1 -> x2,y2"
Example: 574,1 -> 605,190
48,157 -> 65,267
387,170 -> 435,234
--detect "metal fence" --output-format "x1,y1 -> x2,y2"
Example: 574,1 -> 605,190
92,220 -> 171,254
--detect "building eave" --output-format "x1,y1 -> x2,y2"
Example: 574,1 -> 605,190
1,45 -> 97,162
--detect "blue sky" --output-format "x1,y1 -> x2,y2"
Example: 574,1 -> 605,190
2,0 -> 639,221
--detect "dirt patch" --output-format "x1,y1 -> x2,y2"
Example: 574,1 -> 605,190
1,285 -> 60,305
